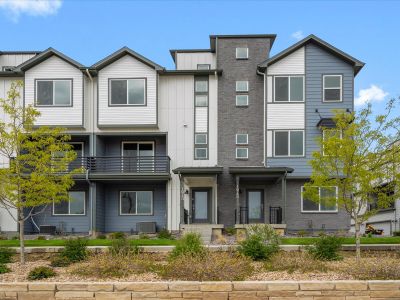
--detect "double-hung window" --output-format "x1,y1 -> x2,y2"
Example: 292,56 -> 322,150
36,79 -> 72,106
110,78 -> 146,105
236,80 -> 249,106
53,191 -> 85,215
120,191 -> 153,215
274,76 -> 304,102
274,130 -> 304,157
301,186 -> 338,213
323,75 -> 342,102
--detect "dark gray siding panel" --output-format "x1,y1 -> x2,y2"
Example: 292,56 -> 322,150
95,183 -> 105,232
99,136 -> 166,157
104,183 -> 167,232
266,43 -> 354,177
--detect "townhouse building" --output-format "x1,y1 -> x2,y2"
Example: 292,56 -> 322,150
0,34 -> 364,236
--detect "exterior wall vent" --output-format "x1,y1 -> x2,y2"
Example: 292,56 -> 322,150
136,222 -> 156,234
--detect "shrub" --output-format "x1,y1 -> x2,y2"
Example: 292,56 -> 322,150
393,231 -> 400,237
297,230 -> 308,237
109,232 -> 126,240
170,233 -> 205,259
139,233 -> 149,239
246,224 -> 281,245
224,227 -> 236,236
71,252 -> 153,279
36,235 -> 46,240
109,237 -> 139,256
0,247 -> 14,264
264,251 -> 328,273
160,251 -> 253,281
157,228 -> 173,239
307,235 -> 343,261
27,266 -> 56,280
0,235 -> 7,240
60,238 -> 88,263
237,235 -> 278,261
50,255 -> 71,267
0,264 -> 11,274
11,236 -> 18,240
96,234 -> 106,239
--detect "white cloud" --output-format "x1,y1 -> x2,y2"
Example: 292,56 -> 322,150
0,0 -> 62,22
355,85 -> 389,106
291,30 -> 304,41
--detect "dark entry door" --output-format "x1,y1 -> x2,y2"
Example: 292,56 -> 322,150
192,189 -> 211,223
247,190 -> 264,223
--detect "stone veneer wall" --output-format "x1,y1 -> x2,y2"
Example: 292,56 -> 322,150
1,281 -> 400,299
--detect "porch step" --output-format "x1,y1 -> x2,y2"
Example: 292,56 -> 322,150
180,225 -> 217,244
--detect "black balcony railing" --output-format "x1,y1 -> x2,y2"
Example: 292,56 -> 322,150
69,156 -> 170,174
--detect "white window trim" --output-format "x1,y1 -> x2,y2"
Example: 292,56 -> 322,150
236,134 -> 248,145
197,64 -> 211,70
273,130 -> 305,157
109,78 -> 146,106
35,79 -> 72,106
236,47 -> 249,59
301,186 -> 338,213
236,81 -> 249,92
195,134 -> 208,145
195,94 -> 208,107
119,191 -> 153,216
53,191 -> 86,216
236,95 -> 249,106
195,80 -> 208,93
322,129 -> 343,156
236,147 -> 248,159
195,148 -> 208,159
323,74 -> 342,102
273,76 -> 305,102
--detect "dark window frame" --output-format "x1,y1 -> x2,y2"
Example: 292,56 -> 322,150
108,78 -> 147,107
35,79 -> 73,107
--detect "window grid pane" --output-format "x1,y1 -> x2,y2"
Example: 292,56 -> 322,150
54,81 -> 71,105
195,81 -> 208,92
136,191 -> 152,214
236,95 -> 248,106
110,80 -> 127,104
289,77 -> 303,102
69,191 -> 85,215
236,48 -> 248,59
121,192 -> 136,214
236,134 -> 248,145
37,81 -> 53,105
236,148 -> 248,159
275,77 -> 289,102
128,79 -> 145,105
195,95 -> 208,107
323,75 -> 342,101
236,81 -> 248,92
195,148 -> 207,159
195,134 -> 207,145
290,131 -> 304,156
275,131 -> 289,156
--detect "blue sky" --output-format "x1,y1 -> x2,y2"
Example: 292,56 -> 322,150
1,0 -> 398,113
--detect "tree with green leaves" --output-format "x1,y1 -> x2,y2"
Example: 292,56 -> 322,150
0,81 -> 78,264
303,99 -> 400,262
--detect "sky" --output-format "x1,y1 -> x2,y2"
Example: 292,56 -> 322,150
0,0 -> 399,114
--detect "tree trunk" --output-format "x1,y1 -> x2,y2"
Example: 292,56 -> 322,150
355,221 -> 361,263
18,209 -> 25,264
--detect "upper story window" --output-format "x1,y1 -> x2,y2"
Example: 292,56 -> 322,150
195,133 -> 207,145
274,130 -> 304,157
236,81 -> 249,107
301,186 -> 338,213
36,79 -> 72,106
109,78 -> 146,106
236,133 -> 248,145
197,64 -> 210,70
195,80 -> 208,93
236,81 -> 249,92
195,148 -> 208,160
323,75 -> 342,102
53,191 -> 85,215
236,47 -> 248,59
274,76 -> 304,102
120,191 -> 153,215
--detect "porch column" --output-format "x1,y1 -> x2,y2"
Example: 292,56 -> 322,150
235,176 -> 240,224
179,174 -> 184,225
281,173 -> 287,223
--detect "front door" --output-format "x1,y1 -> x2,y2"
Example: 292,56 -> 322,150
192,189 -> 211,223
247,190 -> 264,223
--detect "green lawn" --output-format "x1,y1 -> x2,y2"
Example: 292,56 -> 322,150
0,238 -> 177,247
281,236 -> 400,245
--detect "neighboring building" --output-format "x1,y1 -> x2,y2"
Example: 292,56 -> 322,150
0,34 -> 364,235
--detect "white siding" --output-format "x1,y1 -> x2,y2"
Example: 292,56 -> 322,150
266,103 -> 305,129
266,130 -> 273,157
266,76 -> 273,102
98,55 -> 157,127
195,107 -> 208,133
24,56 -> 84,127
267,47 -> 305,75
176,52 -> 216,70
159,74 -> 218,230
0,53 -> 36,69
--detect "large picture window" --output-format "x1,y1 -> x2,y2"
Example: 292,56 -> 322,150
274,130 -> 304,157
120,191 -> 153,215
36,79 -> 72,106
323,75 -> 342,102
301,186 -> 338,213
110,78 -> 146,105
53,191 -> 85,215
274,76 -> 304,102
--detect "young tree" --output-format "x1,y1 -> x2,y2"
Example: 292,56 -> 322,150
0,81 -> 78,264
303,99 -> 400,262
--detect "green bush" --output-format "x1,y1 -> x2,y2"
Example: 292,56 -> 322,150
109,237 -> 139,256
60,238 -> 88,263
96,234 -> 107,239
0,247 -> 14,264
393,231 -> 400,237
11,236 -> 18,240
307,235 -> 343,261
157,228 -> 173,239
224,227 -> 236,236
170,233 -> 205,259
297,230 -> 308,237
237,235 -> 278,261
109,232 -> 126,239
36,235 -> 46,240
27,266 -> 56,280
50,255 -> 71,267
0,264 -> 11,274
139,233 -> 149,239
246,224 -> 281,245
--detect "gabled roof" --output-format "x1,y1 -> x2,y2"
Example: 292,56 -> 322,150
257,34 -> 365,75
17,48 -> 84,71
91,47 -> 164,71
